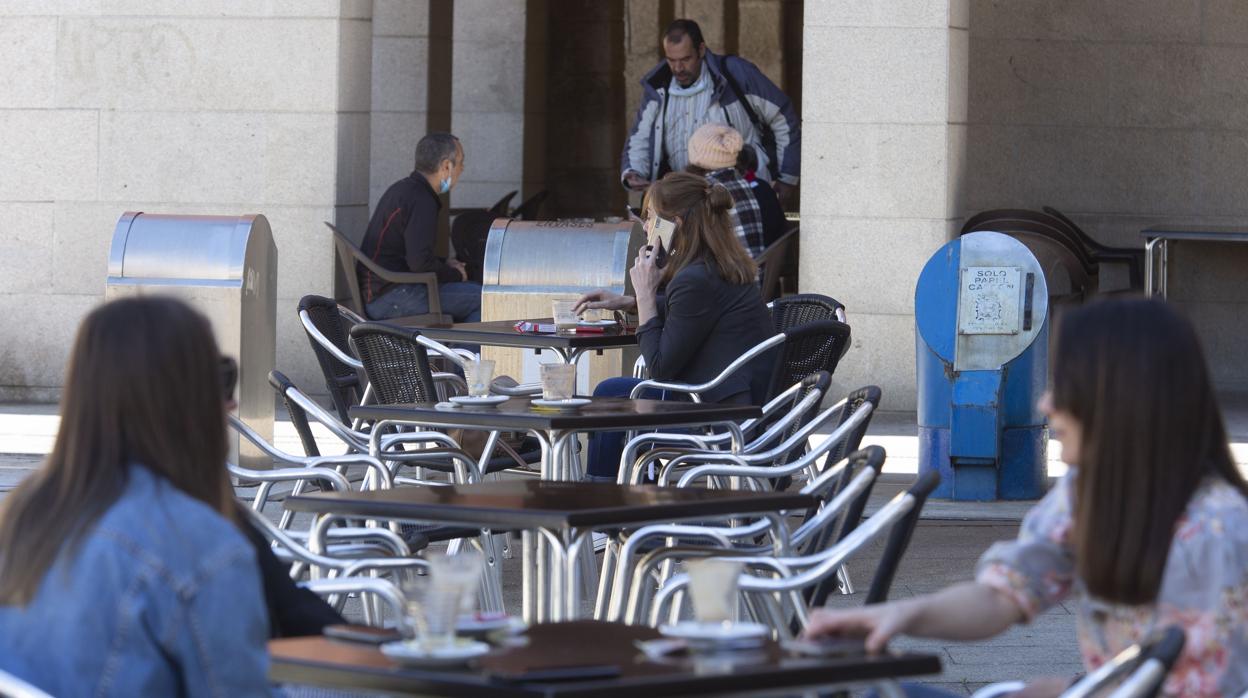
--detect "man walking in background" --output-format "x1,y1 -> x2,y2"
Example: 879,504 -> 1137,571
621,19 -> 801,203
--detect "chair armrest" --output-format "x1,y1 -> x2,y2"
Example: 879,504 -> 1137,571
299,309 -> 364,370
299,576 -> 409,624
229,464 -> 352,493
629,333 -> 785,401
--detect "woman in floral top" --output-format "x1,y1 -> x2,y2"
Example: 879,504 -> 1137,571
805,296 -> 1248,697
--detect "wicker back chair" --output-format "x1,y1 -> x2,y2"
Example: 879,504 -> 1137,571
770,293 -> 846,331
768,320 -> 852,399
298,294 -> 366,424
348,322 -> 440,406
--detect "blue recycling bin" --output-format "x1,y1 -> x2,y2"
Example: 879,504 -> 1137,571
915,231 -> 1049,501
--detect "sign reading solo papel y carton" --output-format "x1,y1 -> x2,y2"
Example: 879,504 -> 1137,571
958,266 -> 1022,335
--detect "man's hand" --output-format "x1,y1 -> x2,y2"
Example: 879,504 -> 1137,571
773,181 -> 796,206
623,171 -> 650,191
447,259 -> 468,282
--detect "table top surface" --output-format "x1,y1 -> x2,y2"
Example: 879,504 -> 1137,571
350,396 -> 760,432
284,480 -> 817,529
269,620 -> 941,698
411,318 -> 639,350
1141,225 -> 1248,242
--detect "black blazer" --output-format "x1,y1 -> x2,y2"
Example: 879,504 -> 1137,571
637,259 -> 777,404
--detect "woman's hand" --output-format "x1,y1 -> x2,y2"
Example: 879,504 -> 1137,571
630,246 -> 662,324
802,601 -> 920,654
573,289 -> 635,315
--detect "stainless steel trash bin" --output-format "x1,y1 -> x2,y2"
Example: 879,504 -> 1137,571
480,218 -> 645,388
105,212 -> 277,470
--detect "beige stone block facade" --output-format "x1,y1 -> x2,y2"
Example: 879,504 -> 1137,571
0,204 -> 56,295
0,17 -> 57,108
0,110 -> 99,202
828,311 -> 920,411
800,215 -> 953,317
807,1 -> 951,29
801,123 -> 959,220
802,27 -> 950,125
801,0 -> 966,411
56,17 -> 341,112
0,4 -> 371,401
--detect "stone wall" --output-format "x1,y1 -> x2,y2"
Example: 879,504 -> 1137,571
0,0 -> 373,401
967,0 -> 1248,391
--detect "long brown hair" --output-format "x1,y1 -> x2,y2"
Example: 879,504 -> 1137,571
0,296 -> 234,605
1053,296 -> 1246,604
643,171 -> 757,285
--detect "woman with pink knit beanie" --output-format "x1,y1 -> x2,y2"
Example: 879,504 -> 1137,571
685,123 -> 776,258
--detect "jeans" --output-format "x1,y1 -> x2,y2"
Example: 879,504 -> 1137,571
366,281 -> 482,323
586,377 -> 662,479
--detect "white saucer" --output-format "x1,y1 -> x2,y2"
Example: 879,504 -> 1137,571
531,397 -> 591,408
658,621 -> 770,648
380,638 -> 491,667
578,319 -> 618,326
449,394 -> 509,406
456,613 -> 526,639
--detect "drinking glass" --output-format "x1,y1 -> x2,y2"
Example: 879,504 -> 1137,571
464,359 -> 495,397
552,299 -> 579,334
398,552 -> 484,650
686,558 -> 743,624
539,363 -> 577,401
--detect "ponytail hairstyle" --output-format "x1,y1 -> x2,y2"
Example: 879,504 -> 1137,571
643,171 -> 757,285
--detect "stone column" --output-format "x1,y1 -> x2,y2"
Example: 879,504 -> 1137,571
449,0 -> 545,209
369,0 -> 432,212
799,2 -> 969,410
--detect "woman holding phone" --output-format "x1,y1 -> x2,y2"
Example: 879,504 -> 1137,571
803,297 -> 1248,697
576,171 -> 776,481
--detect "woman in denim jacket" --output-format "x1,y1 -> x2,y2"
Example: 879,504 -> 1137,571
0,297 -> 272,697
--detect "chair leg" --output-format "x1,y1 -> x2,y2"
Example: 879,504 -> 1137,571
593,541 -> 617,620
836,564 -> 855,595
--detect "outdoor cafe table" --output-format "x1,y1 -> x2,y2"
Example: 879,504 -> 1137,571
285,480 -> 814,623
349,397 -> 760,481
270,620 -> 942,697
409,318 -> 638,364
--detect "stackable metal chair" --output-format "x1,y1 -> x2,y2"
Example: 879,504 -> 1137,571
646,469 -> 940,634
0,671 -> 53,698
617,371 -> 833,486
270,370 -> 483,486
972,626 -> 1186,698
599,445 -> 887,623
242,507 -> 428,625
298,294 -> 369,425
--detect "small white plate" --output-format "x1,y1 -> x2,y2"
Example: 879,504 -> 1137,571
578,319 -> 618,327
449,394 -> 509,406
531,397 -> 592,408
658,621 -> 770,647
380,639 -> 491,668
456,613 -> 526,638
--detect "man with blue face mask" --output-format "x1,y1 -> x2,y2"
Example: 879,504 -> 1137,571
357,132 -> 481,322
